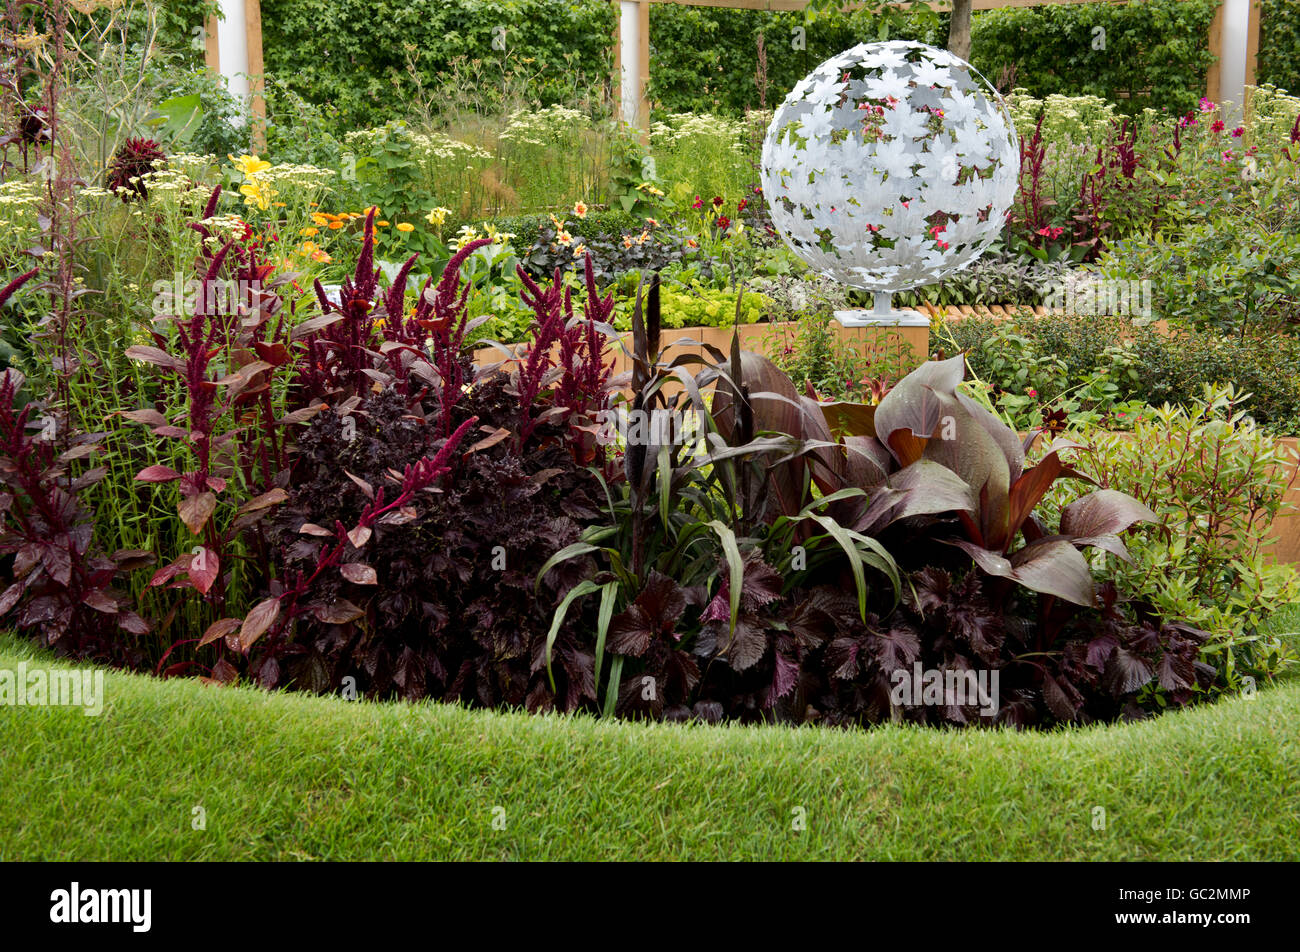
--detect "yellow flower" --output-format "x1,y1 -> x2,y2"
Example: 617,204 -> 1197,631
310,213 -> 330,226
272,202 -> 286,208
572,201 -> 588,218
239,181 -> 274,211
622,236 -> 633,249
425,206 -> 451,227
645,218 -> 659,227
572,243 -> 586,256
229,154 -> 272,177
299,226 -> 319,237
376,220 -> 390,227
556,230 -> 572,246
396,222 -> 415,233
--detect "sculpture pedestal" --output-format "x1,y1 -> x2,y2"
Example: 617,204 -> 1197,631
832,308 -> 929,329
833,291 -> 929,329
828,292 -> 930,376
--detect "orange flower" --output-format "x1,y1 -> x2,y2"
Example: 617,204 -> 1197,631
396,222 -> 415,233
328,221 -> 344,230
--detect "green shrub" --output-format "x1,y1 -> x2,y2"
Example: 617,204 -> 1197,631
612,285 -> 769,331
1040,388 -> 1300,690
491,209 -> 643,255
1124,329 -> 1300,434
948,313 -> 1300,436
1098,220 -> 1300,335
894,254 -> 1071,309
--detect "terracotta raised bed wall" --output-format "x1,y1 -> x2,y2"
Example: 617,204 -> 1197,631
1261,437 -> 1299,566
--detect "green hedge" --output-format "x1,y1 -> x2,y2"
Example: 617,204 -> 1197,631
971,0 -> 1219,116
257,0 -> 616,129
647,5 -> 945,116
155,0 -> 1221,129
649,0 -> 1217,118
1260,0 -> 1300,94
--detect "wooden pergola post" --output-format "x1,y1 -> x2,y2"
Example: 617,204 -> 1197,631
245,0 -> 266,153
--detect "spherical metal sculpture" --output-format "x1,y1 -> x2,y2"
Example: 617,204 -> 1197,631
760,40 -> 1019,303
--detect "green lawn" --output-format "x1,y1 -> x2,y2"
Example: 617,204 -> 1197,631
1,631 -> 1298,861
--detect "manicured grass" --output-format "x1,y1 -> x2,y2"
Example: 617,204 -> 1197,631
1,632 -> 1298,861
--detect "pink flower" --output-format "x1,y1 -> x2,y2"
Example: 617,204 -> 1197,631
1211,119 -> 1225,133
1199,96 -> 1216,112
1036,226 -> 1065,240
692,195 -> 702,210
1026,388 -> 1038,398
1232,127 -> 1244,138
1222,149 -> 1235,160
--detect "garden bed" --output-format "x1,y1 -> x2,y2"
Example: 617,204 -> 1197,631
472,318 -> 929,383
477,322 -> 1300,564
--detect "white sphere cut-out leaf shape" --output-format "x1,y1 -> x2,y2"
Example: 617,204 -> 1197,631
760,40 -> 1020,293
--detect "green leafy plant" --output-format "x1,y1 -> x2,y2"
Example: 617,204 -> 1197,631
1038,385 -> 1300,690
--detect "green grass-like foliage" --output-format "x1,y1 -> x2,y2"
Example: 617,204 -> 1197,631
1,630 -> 1296,861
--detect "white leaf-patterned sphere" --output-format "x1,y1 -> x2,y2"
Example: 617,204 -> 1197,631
760,40 -> 1019,293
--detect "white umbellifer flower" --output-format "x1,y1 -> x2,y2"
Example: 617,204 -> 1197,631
760,40 -> 1020,293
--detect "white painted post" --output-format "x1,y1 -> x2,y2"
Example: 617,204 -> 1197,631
619,1 -> 641,127
216,0 -> 250,127
1219,0 -> 1251,115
